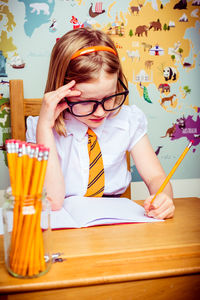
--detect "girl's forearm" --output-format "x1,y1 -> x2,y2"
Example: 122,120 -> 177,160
147,174 -> 173,199
36,123 -> 65,210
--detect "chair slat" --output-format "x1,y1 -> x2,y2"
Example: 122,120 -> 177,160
24,98 -> 42,116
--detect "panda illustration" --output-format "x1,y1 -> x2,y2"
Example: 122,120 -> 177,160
163,67 -> 177,81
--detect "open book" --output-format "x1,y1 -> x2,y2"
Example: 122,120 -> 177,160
0,197 -> 162,234
48,196 -> 163,229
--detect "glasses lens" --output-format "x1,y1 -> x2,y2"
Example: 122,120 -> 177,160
104,94 -> 125,111
71,102 -> 95,116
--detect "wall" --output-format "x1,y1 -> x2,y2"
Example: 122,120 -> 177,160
0,0 -> 199,195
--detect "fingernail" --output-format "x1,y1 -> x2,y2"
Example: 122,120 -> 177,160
148,211 -> 154,217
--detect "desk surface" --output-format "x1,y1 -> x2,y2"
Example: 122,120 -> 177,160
0,198 -> 200,296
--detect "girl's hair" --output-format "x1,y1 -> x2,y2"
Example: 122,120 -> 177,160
45,27 -> 127,136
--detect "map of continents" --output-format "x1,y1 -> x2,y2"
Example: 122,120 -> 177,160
18,0 -> 55,37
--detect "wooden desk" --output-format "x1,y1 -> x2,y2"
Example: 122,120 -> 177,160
0,198 -> 200,300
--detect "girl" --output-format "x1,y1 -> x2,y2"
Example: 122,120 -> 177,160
26,28 -> 175,219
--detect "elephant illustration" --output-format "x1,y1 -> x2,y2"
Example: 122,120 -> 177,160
158,83 -> 170,93
135,25 -> 148,37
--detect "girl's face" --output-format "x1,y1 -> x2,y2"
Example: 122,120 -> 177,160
67,70 -> 118,129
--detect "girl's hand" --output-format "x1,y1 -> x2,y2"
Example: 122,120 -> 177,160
144,193 -> 175,220
39,80 -> 81,129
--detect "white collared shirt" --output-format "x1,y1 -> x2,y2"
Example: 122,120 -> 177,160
26,105 -> 147,197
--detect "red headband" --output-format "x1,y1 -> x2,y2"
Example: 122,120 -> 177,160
71,46 -> 117,60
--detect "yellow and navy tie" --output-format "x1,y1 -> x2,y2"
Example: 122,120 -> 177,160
84,128 -> 105,197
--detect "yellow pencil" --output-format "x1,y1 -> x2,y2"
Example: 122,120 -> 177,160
151,140 -> 194,204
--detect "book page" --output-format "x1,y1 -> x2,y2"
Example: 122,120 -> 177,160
63,196 -> 163,227
41,207 -> 79,229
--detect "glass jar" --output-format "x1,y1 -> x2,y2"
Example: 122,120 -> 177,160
2,187 -> 51,278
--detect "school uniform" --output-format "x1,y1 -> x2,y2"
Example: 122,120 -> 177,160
26,104 -> 147,197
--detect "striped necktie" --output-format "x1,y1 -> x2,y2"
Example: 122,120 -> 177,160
84,128 -> 105,197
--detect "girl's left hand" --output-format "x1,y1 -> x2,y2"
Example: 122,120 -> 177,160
144,193 -> 175,220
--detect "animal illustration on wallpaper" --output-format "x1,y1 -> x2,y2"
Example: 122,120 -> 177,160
89,3 -> 105,18
135,25 -> 148,37
70,16 -> 84,29
163,67 -> 177,81
161,124 -> 176,138
30,2 -> 50,15
174,0 -> 187,9
161,94 -> 176,106
140,82 -> 152,103
145,60 -> 154,69
155,146 -> 163,156
149,20 -> 162,31
126,50 -> 140,61
0,103 -> 10,113
130,4 -> 143,15
0,113 -> 8,127
49,19 -> 57,32
141,42 -> 152,52
158,83 -> 170,93
177,116 -> 186,129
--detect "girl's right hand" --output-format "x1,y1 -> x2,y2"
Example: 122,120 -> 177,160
38,80 -> 81,129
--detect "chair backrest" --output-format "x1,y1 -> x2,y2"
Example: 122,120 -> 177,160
9,79 -> 42,140
9,79 -> 131,198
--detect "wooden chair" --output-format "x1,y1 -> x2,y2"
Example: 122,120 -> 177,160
9,79 -> 131,198
9,79 -> 42,140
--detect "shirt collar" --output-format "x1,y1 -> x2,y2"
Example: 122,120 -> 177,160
105,107 -> 129,131
64,112 -> 106,140
64,106 -> 128,140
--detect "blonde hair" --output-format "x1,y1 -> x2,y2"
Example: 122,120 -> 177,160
45,28 -> 127,136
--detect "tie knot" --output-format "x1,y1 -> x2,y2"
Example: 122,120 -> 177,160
87,128 -> 96,138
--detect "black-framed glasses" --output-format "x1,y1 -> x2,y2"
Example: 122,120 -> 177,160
65,79 -> 129,117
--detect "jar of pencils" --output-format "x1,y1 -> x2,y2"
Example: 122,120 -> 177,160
3,187 -> 51,278
3,140 -> 52,278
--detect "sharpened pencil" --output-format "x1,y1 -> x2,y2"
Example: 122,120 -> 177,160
151,140 -> 194,204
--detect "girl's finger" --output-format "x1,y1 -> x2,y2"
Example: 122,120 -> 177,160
148,199 -> 171,217
144,193 -> 165,212
58,88 -> 81,101
55,102 -> 69,119
155,205 -> 175,220
54,80 -> 76,95
44,80 -> 81,104
143,196 -> 154,211
151,193 -> 166,209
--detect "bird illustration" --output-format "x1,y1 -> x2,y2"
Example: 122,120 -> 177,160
140,82 -> 152,103
155,146 -> 163,156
